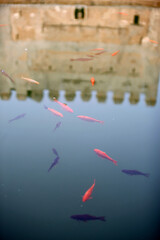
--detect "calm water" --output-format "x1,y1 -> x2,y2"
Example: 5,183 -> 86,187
0,4 -> 160,240
0,83 -> 160,240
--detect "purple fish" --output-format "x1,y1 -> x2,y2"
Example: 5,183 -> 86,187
70,214 -> 106,222
86,55 -> 94,58
48,156 -> 59,172
53,121 -> 62,132
1,69 -> 15,83
122,169 -> 149,177
8,113 -> 26,123
94,50 -> 106,55
52,148 -> 59,157
70,58 -> 93,61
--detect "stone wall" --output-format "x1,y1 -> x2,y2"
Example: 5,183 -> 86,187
0,0 -> 160,7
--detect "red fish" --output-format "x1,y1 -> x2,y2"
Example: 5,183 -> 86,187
90,77 -> 95,86
77,115 -> 104,124
94,51 -> 106,55
112,50 -> 120,56
0,24 -> 8,27
86,55 -> 94,57
149,39 -> 158,44
82,180 -> 95,202
44,105 -> 63,117
94,149 -> 117,166
117,12 -> 128,16
53,97 -> 73,113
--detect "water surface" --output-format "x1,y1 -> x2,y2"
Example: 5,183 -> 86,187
0,4 -> 160,240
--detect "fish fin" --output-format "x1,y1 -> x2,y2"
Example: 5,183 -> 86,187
99,121 -> 104,124
99,216 -> 106,222
144,173 -> 150,178
112,160 -> 118,166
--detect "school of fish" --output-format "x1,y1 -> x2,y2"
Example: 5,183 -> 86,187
1,15 -> 152,225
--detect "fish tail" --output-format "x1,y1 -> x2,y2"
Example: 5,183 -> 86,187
99,120 -> 104,124
53,97 -> 57,101
99,216 -> 106,222
44,105 -> 48,109
112,160 -> 118,166
94,179 -> 96,184
48,164 -> 54,172
144,173 -> 150,178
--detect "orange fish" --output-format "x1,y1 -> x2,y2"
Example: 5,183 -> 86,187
90,77 -> 95,86
82,180 -> 95,202
53,97 -> 73,113
149,39 -> 158,44
44,105 -> 63,117
112,50 -> 120,56
94,149 -> 117,166
90,48 -> 104,51
117,12 -> 128,16
21,76 -> 39,85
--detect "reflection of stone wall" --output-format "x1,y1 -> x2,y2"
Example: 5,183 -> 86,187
9,5 -> 158,45
0,69 -> 159,105
0,4 -> 159,105
0,0 -> 160,7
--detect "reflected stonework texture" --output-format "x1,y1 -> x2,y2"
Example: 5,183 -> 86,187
0,2 -> 160,105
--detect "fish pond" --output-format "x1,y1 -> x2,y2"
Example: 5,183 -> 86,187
0,4 -> 160,240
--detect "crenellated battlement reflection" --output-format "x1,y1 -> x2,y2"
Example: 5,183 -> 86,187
0,71 -> 159,105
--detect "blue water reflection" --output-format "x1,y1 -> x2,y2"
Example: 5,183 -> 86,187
0,83 -> 160,239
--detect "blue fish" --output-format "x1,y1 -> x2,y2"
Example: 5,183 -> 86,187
122,169 -> 149,177
52,148 -> 59,157
8,113 -> 26,123
48,156 -> 59,172
1,69 -> 15,83
53,122 -> 61,132
70,214 -> 106,222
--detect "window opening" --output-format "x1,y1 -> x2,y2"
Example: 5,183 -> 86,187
134,15 -> 139,25
75,8 -> 85,19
